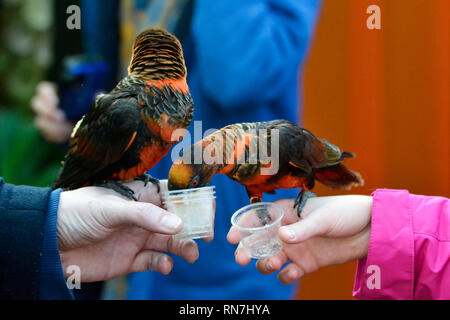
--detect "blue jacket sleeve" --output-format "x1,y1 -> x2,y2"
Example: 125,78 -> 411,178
39,189 -> 74,300
0,179 -> 73,299
0,178 -> 49,299
191,0 -> 322,110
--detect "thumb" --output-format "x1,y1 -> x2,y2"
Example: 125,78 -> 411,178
108,200 -> 183,235
278,211 -> 330,244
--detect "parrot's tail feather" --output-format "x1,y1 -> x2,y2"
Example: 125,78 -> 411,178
315,163 -> 364,190
51,178 -> 61,190
51,167 -> 65,190
51,157 -> 93,190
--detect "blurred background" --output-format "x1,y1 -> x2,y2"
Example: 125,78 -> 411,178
0,0 -> 62,187
299,0 -> 449,299
0,0 -> 448,299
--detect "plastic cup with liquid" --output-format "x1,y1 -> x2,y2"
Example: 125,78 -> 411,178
231,202 -> 284,259
162,186 -> 215,240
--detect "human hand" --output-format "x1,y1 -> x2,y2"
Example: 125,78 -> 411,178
31,81 -> 73,143
57,180 -> 199,282
227,195 -> 372,284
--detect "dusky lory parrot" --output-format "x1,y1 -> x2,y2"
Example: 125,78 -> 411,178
168,120 -> 363,219
52,28 -> 193,200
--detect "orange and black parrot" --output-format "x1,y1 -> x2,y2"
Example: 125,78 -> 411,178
52,28 -> 193,199
168,120 -> 363,220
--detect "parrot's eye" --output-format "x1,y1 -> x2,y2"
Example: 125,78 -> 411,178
190,176 -> 200,188
179,149 -> 184,157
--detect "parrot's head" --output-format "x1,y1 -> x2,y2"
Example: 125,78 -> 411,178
128,28 -> 187,81
168,144 -> 219,191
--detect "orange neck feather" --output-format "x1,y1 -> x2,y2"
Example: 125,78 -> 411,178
145,77 -> 189,93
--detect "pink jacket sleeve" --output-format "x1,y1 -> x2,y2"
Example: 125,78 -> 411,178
353,189 -> 450,299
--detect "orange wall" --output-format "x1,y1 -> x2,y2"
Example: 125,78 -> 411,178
297,0 -> 449,299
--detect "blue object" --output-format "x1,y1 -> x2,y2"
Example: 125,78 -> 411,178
39,189 -> 75,300
59,55 -> 109,121
0,179 -> 62,299
0,179 -> 73,299
58,0 -> 120,122
127,0 -> 323,300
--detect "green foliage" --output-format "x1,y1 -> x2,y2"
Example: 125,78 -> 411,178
0,110 -> 63,187
0,0 -> 53,115
0,0 -> 61,187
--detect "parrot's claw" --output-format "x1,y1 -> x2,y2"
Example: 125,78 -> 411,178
135,174 -> 160,193
249,196 -> 262,204
96,181 -> 138,201
256,207 -> 272,226
248,196 -> 271,225
294,190 -> 316,218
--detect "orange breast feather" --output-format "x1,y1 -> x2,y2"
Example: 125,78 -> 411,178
112,143 -> 171,181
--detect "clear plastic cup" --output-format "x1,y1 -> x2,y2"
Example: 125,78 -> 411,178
162,186 -> 215,240
231,202 -> 284,259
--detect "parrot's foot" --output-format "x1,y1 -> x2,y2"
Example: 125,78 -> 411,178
96,181 -> 138,201
250,196 -> 262,204
135,174 -> 160,193
256,207 -> 272,226
294,190 -> 316,218
249,197 -> 272,225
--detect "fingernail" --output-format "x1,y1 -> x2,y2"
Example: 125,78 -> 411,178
161,214 -> 182,231
162,255 -> 172,266
159,255 -> 172,275
267,261 -> 274,272
280,227 -> 296,241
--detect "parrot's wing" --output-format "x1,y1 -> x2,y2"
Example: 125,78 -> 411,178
286,128 -> 328,174
70,92 -> 140,165
54,92 -> 141,188
318,139 -> 345,167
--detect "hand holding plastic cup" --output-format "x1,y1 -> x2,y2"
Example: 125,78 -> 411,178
231,202 -> 284,259
162,186 -> 215,240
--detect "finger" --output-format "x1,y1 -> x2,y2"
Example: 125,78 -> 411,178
234,243 -> 252,266
278,212 -> 330,244
274,198 -> 323,226
109,200 -> 183,235
159,179 -> 168,194
124,179 -> 166,205
202,223 -> 214,242
36,81 -> 57,94
202,236 -> 213,242
34,116 -> 73,143
273,199 -> 301,225
226,226 -> 241,244
255,250 -> 289,275
31,86 -> 62,122
159,179 -> 169,210
177,239 -> 199,263
145,235 -> 199,264
202,201 -> 215,242
131,250 -> 173,275
277,262 -> 304,285
34,115 -> 68,132
50,109 -> 67,122
37,81 -> 59,108
31,96 -> 57,118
